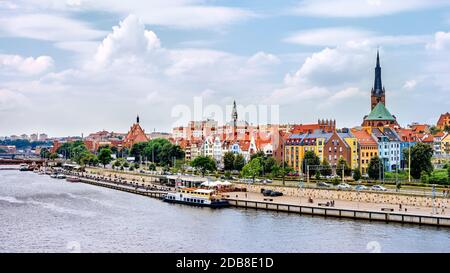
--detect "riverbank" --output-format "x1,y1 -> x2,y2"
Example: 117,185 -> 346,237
56,169 -> 450,227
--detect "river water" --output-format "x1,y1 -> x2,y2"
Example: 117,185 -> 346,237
0,169 -> 449,253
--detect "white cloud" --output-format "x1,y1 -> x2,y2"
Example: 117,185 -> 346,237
0,13 -> 105,42
284,46 -> 371,87
284,27 -> 428,47
8,0 -> 255,29
293,0 -> 450,18
0,54 -> 54,75
0,88 -> 30,111
92,14 -> 161,68
403,79 -> 417,90
247,51 -> 280,66
426,31 -> 450,50
285,27 -> 373,46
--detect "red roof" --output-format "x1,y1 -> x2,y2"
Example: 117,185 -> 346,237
351,129 -> 377,146
290,124 -> 321,134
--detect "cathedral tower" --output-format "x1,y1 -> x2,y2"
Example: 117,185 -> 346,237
371,50 -> 386,110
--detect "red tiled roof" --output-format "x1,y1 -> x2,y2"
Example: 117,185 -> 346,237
351,129 -> 377,146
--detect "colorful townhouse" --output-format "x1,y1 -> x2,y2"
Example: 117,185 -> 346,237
351,129 -> 379,175
441,133 -> 450,156
371,127 -> 401,172
395,128 -> 419,169
284,129 -> 357,174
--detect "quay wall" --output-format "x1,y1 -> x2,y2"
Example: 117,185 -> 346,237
226,199 -> 450,227
241,184 -> 448,209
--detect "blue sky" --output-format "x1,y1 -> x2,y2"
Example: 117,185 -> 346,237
0,0 -> 450,136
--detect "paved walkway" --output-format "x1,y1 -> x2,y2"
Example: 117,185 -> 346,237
226,191 -> 450,218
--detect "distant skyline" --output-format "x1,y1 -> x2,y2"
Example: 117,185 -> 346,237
1,0 -> 450,136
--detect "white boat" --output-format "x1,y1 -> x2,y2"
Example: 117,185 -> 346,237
19,164 -> 30,171
164,187 -> 229,208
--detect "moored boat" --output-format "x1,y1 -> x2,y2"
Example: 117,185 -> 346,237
164,187 -> 229,208
66,177 -> 81,183
56,174 -> 66,179
19,164 -> 30,171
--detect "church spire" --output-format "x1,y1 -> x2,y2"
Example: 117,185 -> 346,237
232,100 -> 238,126
373,49 -> 383,95
370,49 -> 386,110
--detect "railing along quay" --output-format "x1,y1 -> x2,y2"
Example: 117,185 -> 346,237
74,176 -> 168,199
224,198 -> 450,227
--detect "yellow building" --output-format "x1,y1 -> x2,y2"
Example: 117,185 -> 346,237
351,129 -> 379,174
441,133 -> 450,155
343,137 -> 359,170
284,132 -> 329,174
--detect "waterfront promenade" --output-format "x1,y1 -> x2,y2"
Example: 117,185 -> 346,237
55,168 -> 450,227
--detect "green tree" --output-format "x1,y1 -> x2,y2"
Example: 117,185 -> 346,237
80,153 -> 98,166
429,126 -> 441,135
444,124 -> 450,133
98,148 -> 112,167
250,151 -> 265,161
130,142 -> 147,162
420,170 -> 429,183
353,168 -> 361,181
315,170 -> 321,180
40,148 -> 51,159
336,157 -> 351,176
113,160 -> 121,169
142,138 -> 184,166
148,162 -> 156,171
233,154 -> 245,171
191,156 -> 216,176
302,151 -> 321,177
223,152 -> 236,171
241,158 -> 262,182
410,142 -> 434,179
447,167 -> 450,183
50,153 -> 58,160
368,156 -> 383,180
320,159 -> 332,176
263,157 -> 277,175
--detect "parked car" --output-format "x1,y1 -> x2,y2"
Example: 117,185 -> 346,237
354,185 -> 369,191
371,185 -> 387,191
262,189 -> 273,196
337,183 -> 352,190
270,191 -> 283,197
262,189 -> 283,197
262,179 -> 273,184
316,181 -> 331,188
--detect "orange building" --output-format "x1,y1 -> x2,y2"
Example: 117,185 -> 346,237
290,119 -> 336,134
351,129 -> 378,174
437,112 -> 450,131
123,116 -> 149,148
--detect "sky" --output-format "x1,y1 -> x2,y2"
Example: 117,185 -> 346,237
1,0 -> 450,137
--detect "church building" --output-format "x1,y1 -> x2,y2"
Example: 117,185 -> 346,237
362,51 -> 399,128
123,115 -> 149,148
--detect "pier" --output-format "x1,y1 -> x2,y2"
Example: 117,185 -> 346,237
72,176 -> 168,199
223,196 -> 450,227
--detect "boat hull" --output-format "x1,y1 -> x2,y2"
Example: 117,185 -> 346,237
163,198 -> 229,208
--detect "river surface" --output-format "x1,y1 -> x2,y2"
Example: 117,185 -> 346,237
0,169 -> 449,253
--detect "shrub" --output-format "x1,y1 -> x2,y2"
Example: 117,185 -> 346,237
420,170 -> 429,183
